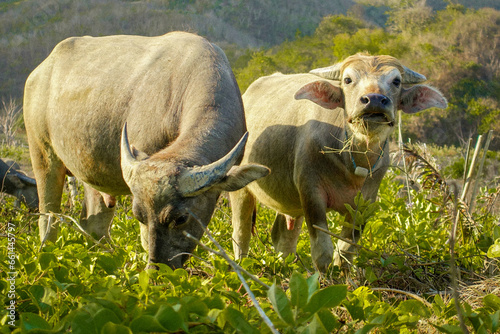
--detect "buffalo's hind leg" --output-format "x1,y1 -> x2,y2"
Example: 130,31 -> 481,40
271,213 -> 303,258
28,146 -> 66,243
230,187 -> 256,259
79,183 -> 115,240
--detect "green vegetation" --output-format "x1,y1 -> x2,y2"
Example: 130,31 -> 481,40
0,1 -> 499,333
0,152 -> 498,332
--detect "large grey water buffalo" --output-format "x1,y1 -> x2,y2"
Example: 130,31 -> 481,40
0,158 -> 38,210
24,32 -> 269,268
230,53 -> 447,272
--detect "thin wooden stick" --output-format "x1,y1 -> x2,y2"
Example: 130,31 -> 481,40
450,189 -> 469,334
313,224 -> 384,258
370,288 -> 432,308
469,130 -> 493,213
462,138 -> 472,186
461,135 -> 483,203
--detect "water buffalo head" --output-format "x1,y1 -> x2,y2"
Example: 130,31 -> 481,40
295,53 -> 447,143
121,125 -> 269,268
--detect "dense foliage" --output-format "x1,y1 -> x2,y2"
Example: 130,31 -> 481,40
0,1 -> 499,333
0,143 -> 499,333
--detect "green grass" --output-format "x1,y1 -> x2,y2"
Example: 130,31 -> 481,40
0,159 -> 499,333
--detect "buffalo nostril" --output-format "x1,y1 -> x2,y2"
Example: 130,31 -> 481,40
360,96 -> 370,104
381,97 -> 389,105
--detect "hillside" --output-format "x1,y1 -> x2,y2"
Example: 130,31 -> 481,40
233,5 -> 500,149
0,0 -> 499,149
0,0 -> 354,99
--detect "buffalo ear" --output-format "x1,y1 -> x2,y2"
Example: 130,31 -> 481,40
294,80 -> 344,110
399,85 -> 447,114
212,164 -> 270,193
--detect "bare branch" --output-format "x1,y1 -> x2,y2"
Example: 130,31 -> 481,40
371,287 -> 432,308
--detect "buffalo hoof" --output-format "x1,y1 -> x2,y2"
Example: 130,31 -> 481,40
313,252 -> 333,273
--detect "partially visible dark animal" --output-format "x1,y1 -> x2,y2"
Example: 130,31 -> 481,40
0,158 -> 38,210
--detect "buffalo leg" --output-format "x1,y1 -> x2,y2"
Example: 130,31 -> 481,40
301,195 -> 334,272
271,213 -> 302,258
229,187 -> 256,259
79,183 -> 115,240
333,226 -> 361,269
28,148 -> 66,243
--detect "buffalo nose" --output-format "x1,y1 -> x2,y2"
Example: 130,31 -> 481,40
360,94 -> 390,106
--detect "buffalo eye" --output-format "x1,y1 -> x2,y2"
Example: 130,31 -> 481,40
173,215 -> 188,226
343,77 -> 352,85
392,78 -> 401,88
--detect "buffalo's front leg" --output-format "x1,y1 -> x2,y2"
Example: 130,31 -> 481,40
333,224 -> 361,270
229,187 -> 256,259
28,143 -> 66,242
301,194 -> 333,272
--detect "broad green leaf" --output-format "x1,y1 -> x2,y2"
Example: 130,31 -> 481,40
100,322 -> 132,334
138,270 -> 149,293
53,266 -> 71,283
355,323 -> 379,334
300,313 -> 328,334
155,304 -> 186,332
306,272 -> 320,301
85,298 -> 126,321
432,323 -> 466,334
23,261 -> 37,276
182,296 -> 209,316
364,267 -> 378,283
344,295 -> 365,321
290,271 -> 308,308
223,307 -> 259,334
129,315 -> 165,332
315,309 -> 341,332
304,285 -> 347,314
490,310 -> 500,332
96,254 -> 121,275
28,285 -> 57,313
20,312 -> 51,331
396,300 -> 431,318
39,253 -> 57,271
93,308 -> 121,332
487,239 -> 500,258
203,295 -> 225,310
433,294 -> 446,316
483,294 -> 500,311
355,315 -> 385,334
268,283 -> 295,325
69,310 -> 98,334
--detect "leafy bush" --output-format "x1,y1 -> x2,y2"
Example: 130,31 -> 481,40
0,163 -> 498,333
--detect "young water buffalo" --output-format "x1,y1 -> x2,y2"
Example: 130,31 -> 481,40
230,54 -> 447,272
24,32 -> 269,268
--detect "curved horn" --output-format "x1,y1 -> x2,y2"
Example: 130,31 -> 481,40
178,132 -> 249,197
402,66 -> 427,84
16,173 -> 37,186
309,62 -> 342,80
120,123 -> 140,185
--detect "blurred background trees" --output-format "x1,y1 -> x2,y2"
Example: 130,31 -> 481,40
0,0 -> 499,148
